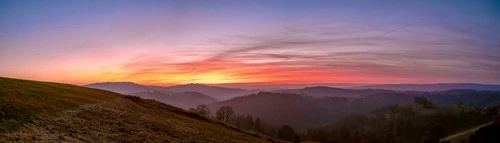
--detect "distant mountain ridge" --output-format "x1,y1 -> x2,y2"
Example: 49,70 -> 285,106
131,91 -> 217,109
272,86 -> 395,97
354,83 -> 500,91
84,82 -> 256,101
85,82 -> 149,94
85,82 -> 500,101
166,83 -> 256,100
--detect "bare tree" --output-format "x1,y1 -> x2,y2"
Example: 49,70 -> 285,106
194,104 -> 210,116
216,106 -> 235,123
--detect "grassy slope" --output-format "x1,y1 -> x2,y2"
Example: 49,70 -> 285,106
0,77 -> 121,132
0,77 -> 274,142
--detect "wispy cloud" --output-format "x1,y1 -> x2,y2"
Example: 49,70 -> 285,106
118,23 -> 500,84
2,0 -> 499,84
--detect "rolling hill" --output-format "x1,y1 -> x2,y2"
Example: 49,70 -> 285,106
85,82 -> 255,100
85,82 -> 149,94
271,86 -> 394,97
166,84 -> 255,100
131,91 -> 217,109
354,83 -> 500,91
0,77 -> 278,142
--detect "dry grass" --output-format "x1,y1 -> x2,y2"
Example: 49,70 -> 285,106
0,77 -> 278,143
0,77 -> 120,133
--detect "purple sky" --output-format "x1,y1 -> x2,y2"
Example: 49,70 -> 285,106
0,0 -> 499,85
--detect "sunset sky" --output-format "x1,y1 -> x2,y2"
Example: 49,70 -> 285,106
1,0 -> 499,85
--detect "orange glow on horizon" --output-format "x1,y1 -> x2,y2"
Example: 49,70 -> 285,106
0,51 -> 446,86
76,60 -> 423,86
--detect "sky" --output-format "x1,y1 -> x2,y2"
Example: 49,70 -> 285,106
1,0 -> 499,85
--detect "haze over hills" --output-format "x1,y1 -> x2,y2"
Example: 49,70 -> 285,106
85,82 -> 255,101
86,81 -> 500,99
271,86 -> 395,97
0,77 -> 276,142
85,82 -> 149,94
353,83 -> 500,91
166,84 -> 256,100
131,91 -> 217,109
86,82 -> 500,112
212,83 -> 367,90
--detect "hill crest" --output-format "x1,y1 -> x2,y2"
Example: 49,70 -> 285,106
0,77 -> 278,142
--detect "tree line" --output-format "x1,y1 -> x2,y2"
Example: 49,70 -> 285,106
189,104 -> 300,142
